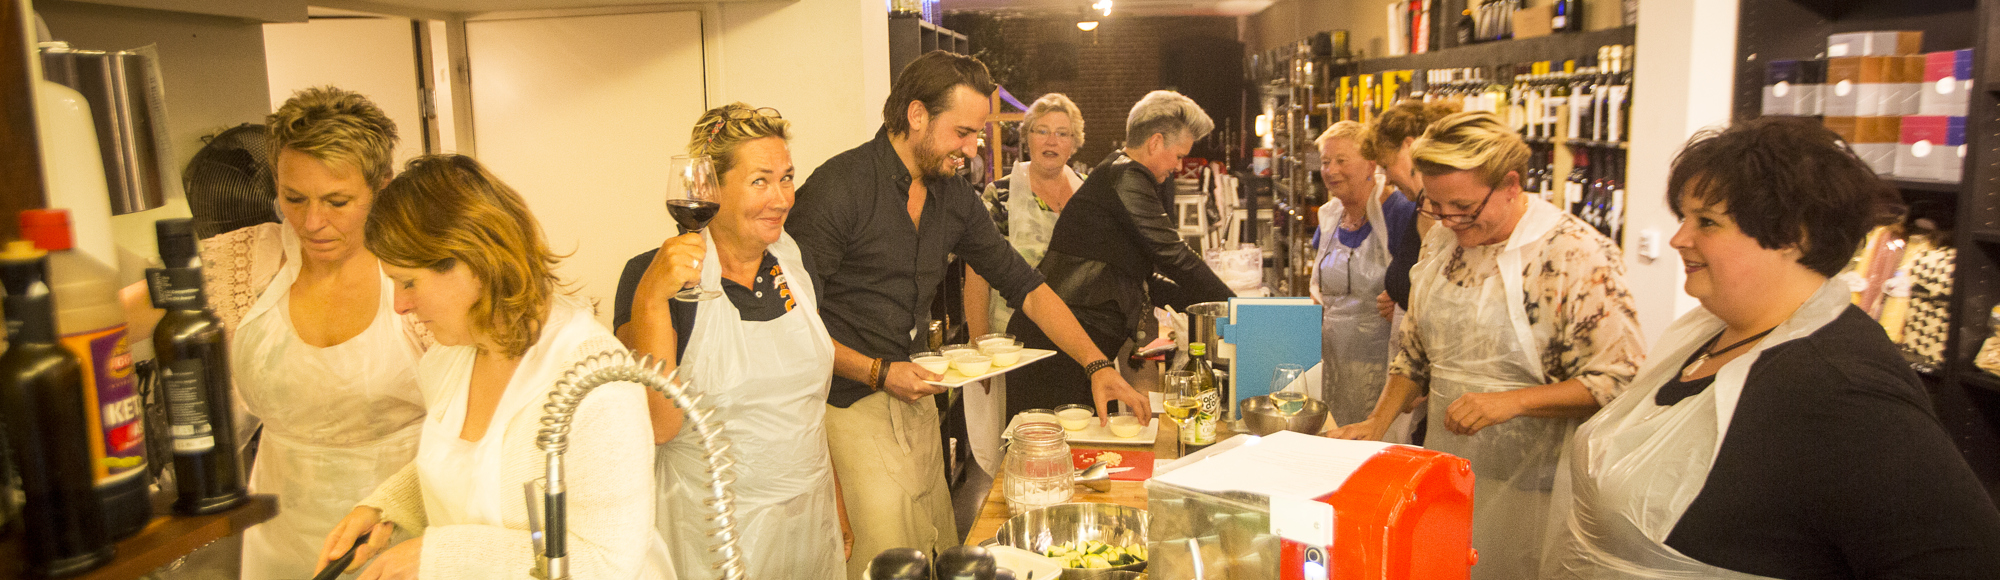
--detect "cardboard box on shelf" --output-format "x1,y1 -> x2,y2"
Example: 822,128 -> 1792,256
1825,57 -> 1896,117
1763,60 -> 1824,117
1828,30 -> 1923,57
1891,55 -> 1926,116
1853,116 -> 1902,174
1919,49 -> 1975,116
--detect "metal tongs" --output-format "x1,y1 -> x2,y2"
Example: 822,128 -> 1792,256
310,531 -> 372,580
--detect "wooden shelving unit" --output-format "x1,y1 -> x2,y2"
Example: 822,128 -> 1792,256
888,15 -> 969,81
1734,0 -> 2000,500
1,495 -> 276,580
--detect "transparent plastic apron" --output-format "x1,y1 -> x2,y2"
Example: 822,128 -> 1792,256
1315,183 -> 1394,427
233,229 -> 424,579
659,233 -> 842,579
1546,280 -> 1848,579
1409,199 -> 1572,580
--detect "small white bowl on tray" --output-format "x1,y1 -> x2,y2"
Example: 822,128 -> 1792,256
921,348 -> 1058,387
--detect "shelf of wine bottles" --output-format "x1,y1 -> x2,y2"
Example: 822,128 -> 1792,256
1418,43 -> 1636,244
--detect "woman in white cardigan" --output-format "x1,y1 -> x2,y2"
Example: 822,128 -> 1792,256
316,154 -> 675,579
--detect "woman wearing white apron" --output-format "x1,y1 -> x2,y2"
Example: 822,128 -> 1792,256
118,88 -> 429,579
1548,119 -> 2000,579
319,155 -> 674,579
235,227 -> 425,579
1331,112 -> 1645,580
1308,121 -> 1420,439
962,93 -> 1087,474
614,104 -> 844,577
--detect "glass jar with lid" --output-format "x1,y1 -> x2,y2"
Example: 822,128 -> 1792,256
1002,422 -> 1074,516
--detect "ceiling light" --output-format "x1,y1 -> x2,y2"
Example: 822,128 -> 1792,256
1077,20 -> 1099,31
1093,0 -> 1113,16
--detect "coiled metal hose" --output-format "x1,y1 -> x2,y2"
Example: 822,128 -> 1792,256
532,349 -> 745,580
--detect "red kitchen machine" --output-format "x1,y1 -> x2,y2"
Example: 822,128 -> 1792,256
1145,431 -> 1475,580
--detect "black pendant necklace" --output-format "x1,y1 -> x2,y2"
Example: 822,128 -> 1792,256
1681,327 -> 1776,380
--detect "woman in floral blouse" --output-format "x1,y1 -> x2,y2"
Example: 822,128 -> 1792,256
960,92 -> 1087,474
1330,111 -> 1645,580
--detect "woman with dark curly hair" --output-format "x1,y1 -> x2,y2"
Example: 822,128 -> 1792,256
1547,117 -> 2000,579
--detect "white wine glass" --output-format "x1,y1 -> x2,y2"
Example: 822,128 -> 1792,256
666,155 -> 722,302
1162,370 -> 1198,456
1268,363 -> 1308,415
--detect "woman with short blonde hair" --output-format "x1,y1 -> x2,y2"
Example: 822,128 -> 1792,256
962,92 -> 1091,474
1309,120 -> 1419,437
118,86 -> 430,579
320,154 -> 675,579
614,102 -> 843,578
1333,111 -> 1645,580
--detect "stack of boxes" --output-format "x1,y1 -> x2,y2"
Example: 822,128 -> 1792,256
1760,30 -> 1973,182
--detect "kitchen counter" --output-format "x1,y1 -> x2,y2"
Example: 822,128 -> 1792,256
966,418 -> 1199,545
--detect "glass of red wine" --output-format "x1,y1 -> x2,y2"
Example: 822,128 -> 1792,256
666,154 -> 723,302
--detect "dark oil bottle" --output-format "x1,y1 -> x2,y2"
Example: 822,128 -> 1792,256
0,240 -> 115,576
146,219 -> 245,515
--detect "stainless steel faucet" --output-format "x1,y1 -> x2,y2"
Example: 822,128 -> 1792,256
527,349 -> 745,580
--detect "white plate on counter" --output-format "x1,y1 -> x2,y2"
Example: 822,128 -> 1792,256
1002,413 -> 1159,445
922,348 -> 1058,387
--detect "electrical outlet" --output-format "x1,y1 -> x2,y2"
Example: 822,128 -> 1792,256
1637,229 -> 1661,260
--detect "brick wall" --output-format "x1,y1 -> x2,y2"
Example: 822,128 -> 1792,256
983,15 -> 1242,166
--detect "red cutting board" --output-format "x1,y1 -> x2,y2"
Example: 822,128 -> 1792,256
1071,448 -> 1155,481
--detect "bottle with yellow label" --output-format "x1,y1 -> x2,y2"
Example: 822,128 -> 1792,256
20,209 -> 149,539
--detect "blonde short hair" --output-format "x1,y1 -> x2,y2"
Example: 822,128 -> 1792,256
267,86 -> 398,190
688,103 -> 791,182
366,155 -> 563,359
1023,93 -> 1085,148
1315,120 -> 1367,150
1125,90 -> 1213,146
1410,111 -> 1529,187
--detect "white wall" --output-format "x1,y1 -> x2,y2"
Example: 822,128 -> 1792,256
1623,0 -> 1738,342
712,0 -> 892,182
264,15 -> 427,165
36,0 -> 272,268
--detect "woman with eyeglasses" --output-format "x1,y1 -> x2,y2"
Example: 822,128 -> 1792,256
1330,111 -> 1645,580
1308,121 -> 1419,438
961,93 -> 1086,473
612,103 -> 843,578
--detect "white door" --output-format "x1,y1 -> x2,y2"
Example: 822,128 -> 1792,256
465,11 -> 706,327
264,15 -> 427,165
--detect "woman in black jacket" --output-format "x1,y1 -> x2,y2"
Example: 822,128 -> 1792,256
1004,90 -> 1235,421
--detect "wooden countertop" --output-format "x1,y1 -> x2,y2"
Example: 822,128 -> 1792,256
1,494 -> 277,580
966,419 -> 1187,545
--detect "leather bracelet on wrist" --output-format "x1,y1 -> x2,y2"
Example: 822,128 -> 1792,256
868,358 -> 883,391
1083,359 -> 1116,378
874,358 -> 891,391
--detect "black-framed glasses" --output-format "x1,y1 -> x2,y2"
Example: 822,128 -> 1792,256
706,107 -> 783,145
1416,184 -> 1499,225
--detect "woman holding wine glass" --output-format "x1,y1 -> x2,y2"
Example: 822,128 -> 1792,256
612,103 -> 845,578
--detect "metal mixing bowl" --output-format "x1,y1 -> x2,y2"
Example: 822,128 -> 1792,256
985,503 -> 1148,579
1241,395 -> 1329,435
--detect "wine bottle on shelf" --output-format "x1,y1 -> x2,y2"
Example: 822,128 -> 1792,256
1553,0 -> 1582,32
1609,153 -> 1627,244
1569,64 -> 1597,141
1455,9 -> 1475,45
1567,148 -> 1591,215
19,209 -> 149,540
0,240 -> 116,577
1592,46 -> 1613,142
146,218 -> 246,516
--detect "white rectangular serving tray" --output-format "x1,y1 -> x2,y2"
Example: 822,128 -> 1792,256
1001,413 -> 1160,445
922,348 -> 1058,387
